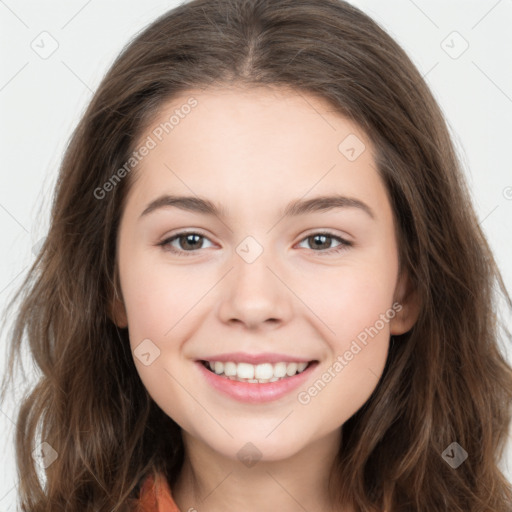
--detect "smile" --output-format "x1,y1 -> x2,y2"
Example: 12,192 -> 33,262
196,359 -> 319,403
201,360 -> 310,383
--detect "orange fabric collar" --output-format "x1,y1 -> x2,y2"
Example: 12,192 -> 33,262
138,472 -> 181,512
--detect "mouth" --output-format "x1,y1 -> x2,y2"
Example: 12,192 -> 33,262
196,358 -> 319,403
199,359 -> 317,384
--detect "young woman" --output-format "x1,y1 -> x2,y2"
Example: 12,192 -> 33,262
2,0 -> 511,510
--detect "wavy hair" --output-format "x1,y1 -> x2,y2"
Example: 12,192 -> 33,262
1,0 -> 511,510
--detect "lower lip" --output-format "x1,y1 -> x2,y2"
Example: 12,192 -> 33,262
195,361 -> 318,403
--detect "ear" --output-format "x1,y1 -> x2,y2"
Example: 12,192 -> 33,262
389,270 -> 421,335
108,266 -> 128,328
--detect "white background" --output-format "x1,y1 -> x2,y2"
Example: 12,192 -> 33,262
0,0 -> 511,510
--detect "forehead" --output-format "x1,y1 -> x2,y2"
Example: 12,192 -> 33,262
123,86 -> 390,221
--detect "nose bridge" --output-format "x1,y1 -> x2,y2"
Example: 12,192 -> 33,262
233,234 -> 280,305
217,234 -> 292,328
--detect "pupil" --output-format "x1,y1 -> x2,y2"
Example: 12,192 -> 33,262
311,234 -> 330,250
182,234 -> 202,250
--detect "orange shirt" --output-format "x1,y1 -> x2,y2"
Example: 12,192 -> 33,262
137,472 -> 181,512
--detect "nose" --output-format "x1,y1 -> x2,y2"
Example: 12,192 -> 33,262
216,246 -> 294,331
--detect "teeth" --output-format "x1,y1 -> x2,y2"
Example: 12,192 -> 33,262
237,362 -> 255,379
286,363 -> 298,376
255,363 -> 273,380
223,362 -> 237,376
274,362 -> 287,378
206,360 -> 310,383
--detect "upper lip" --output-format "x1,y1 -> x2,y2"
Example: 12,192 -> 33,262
197,352 -> 315,364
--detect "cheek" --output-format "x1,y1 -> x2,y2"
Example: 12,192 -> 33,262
121,259 -> 213,343
298,257 -> 398,343
120,261 -> 204,427
295,287 -> 393,430
291,259 -> 396,419
325,271 -> 393,378
299,337 -> 390,432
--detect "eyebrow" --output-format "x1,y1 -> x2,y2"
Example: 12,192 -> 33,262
139,194 -> 375,220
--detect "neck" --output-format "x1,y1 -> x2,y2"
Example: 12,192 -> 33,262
172,428 -> 353,512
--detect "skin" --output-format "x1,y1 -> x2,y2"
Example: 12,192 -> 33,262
112,86 -> 419,512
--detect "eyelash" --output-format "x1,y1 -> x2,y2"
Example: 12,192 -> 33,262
157,231 -> 353,256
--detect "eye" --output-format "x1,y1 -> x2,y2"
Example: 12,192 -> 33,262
158,230 -> 352,257
158,231 -> 214,255
297,232 -> 352,255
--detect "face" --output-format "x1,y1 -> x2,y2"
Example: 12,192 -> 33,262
113,86 -> 417,462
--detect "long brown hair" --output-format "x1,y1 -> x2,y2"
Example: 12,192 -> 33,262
1,0 -> 511,510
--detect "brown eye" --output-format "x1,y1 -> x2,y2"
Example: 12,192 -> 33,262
298,232 -> 352,254
159,232 -> 214,255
